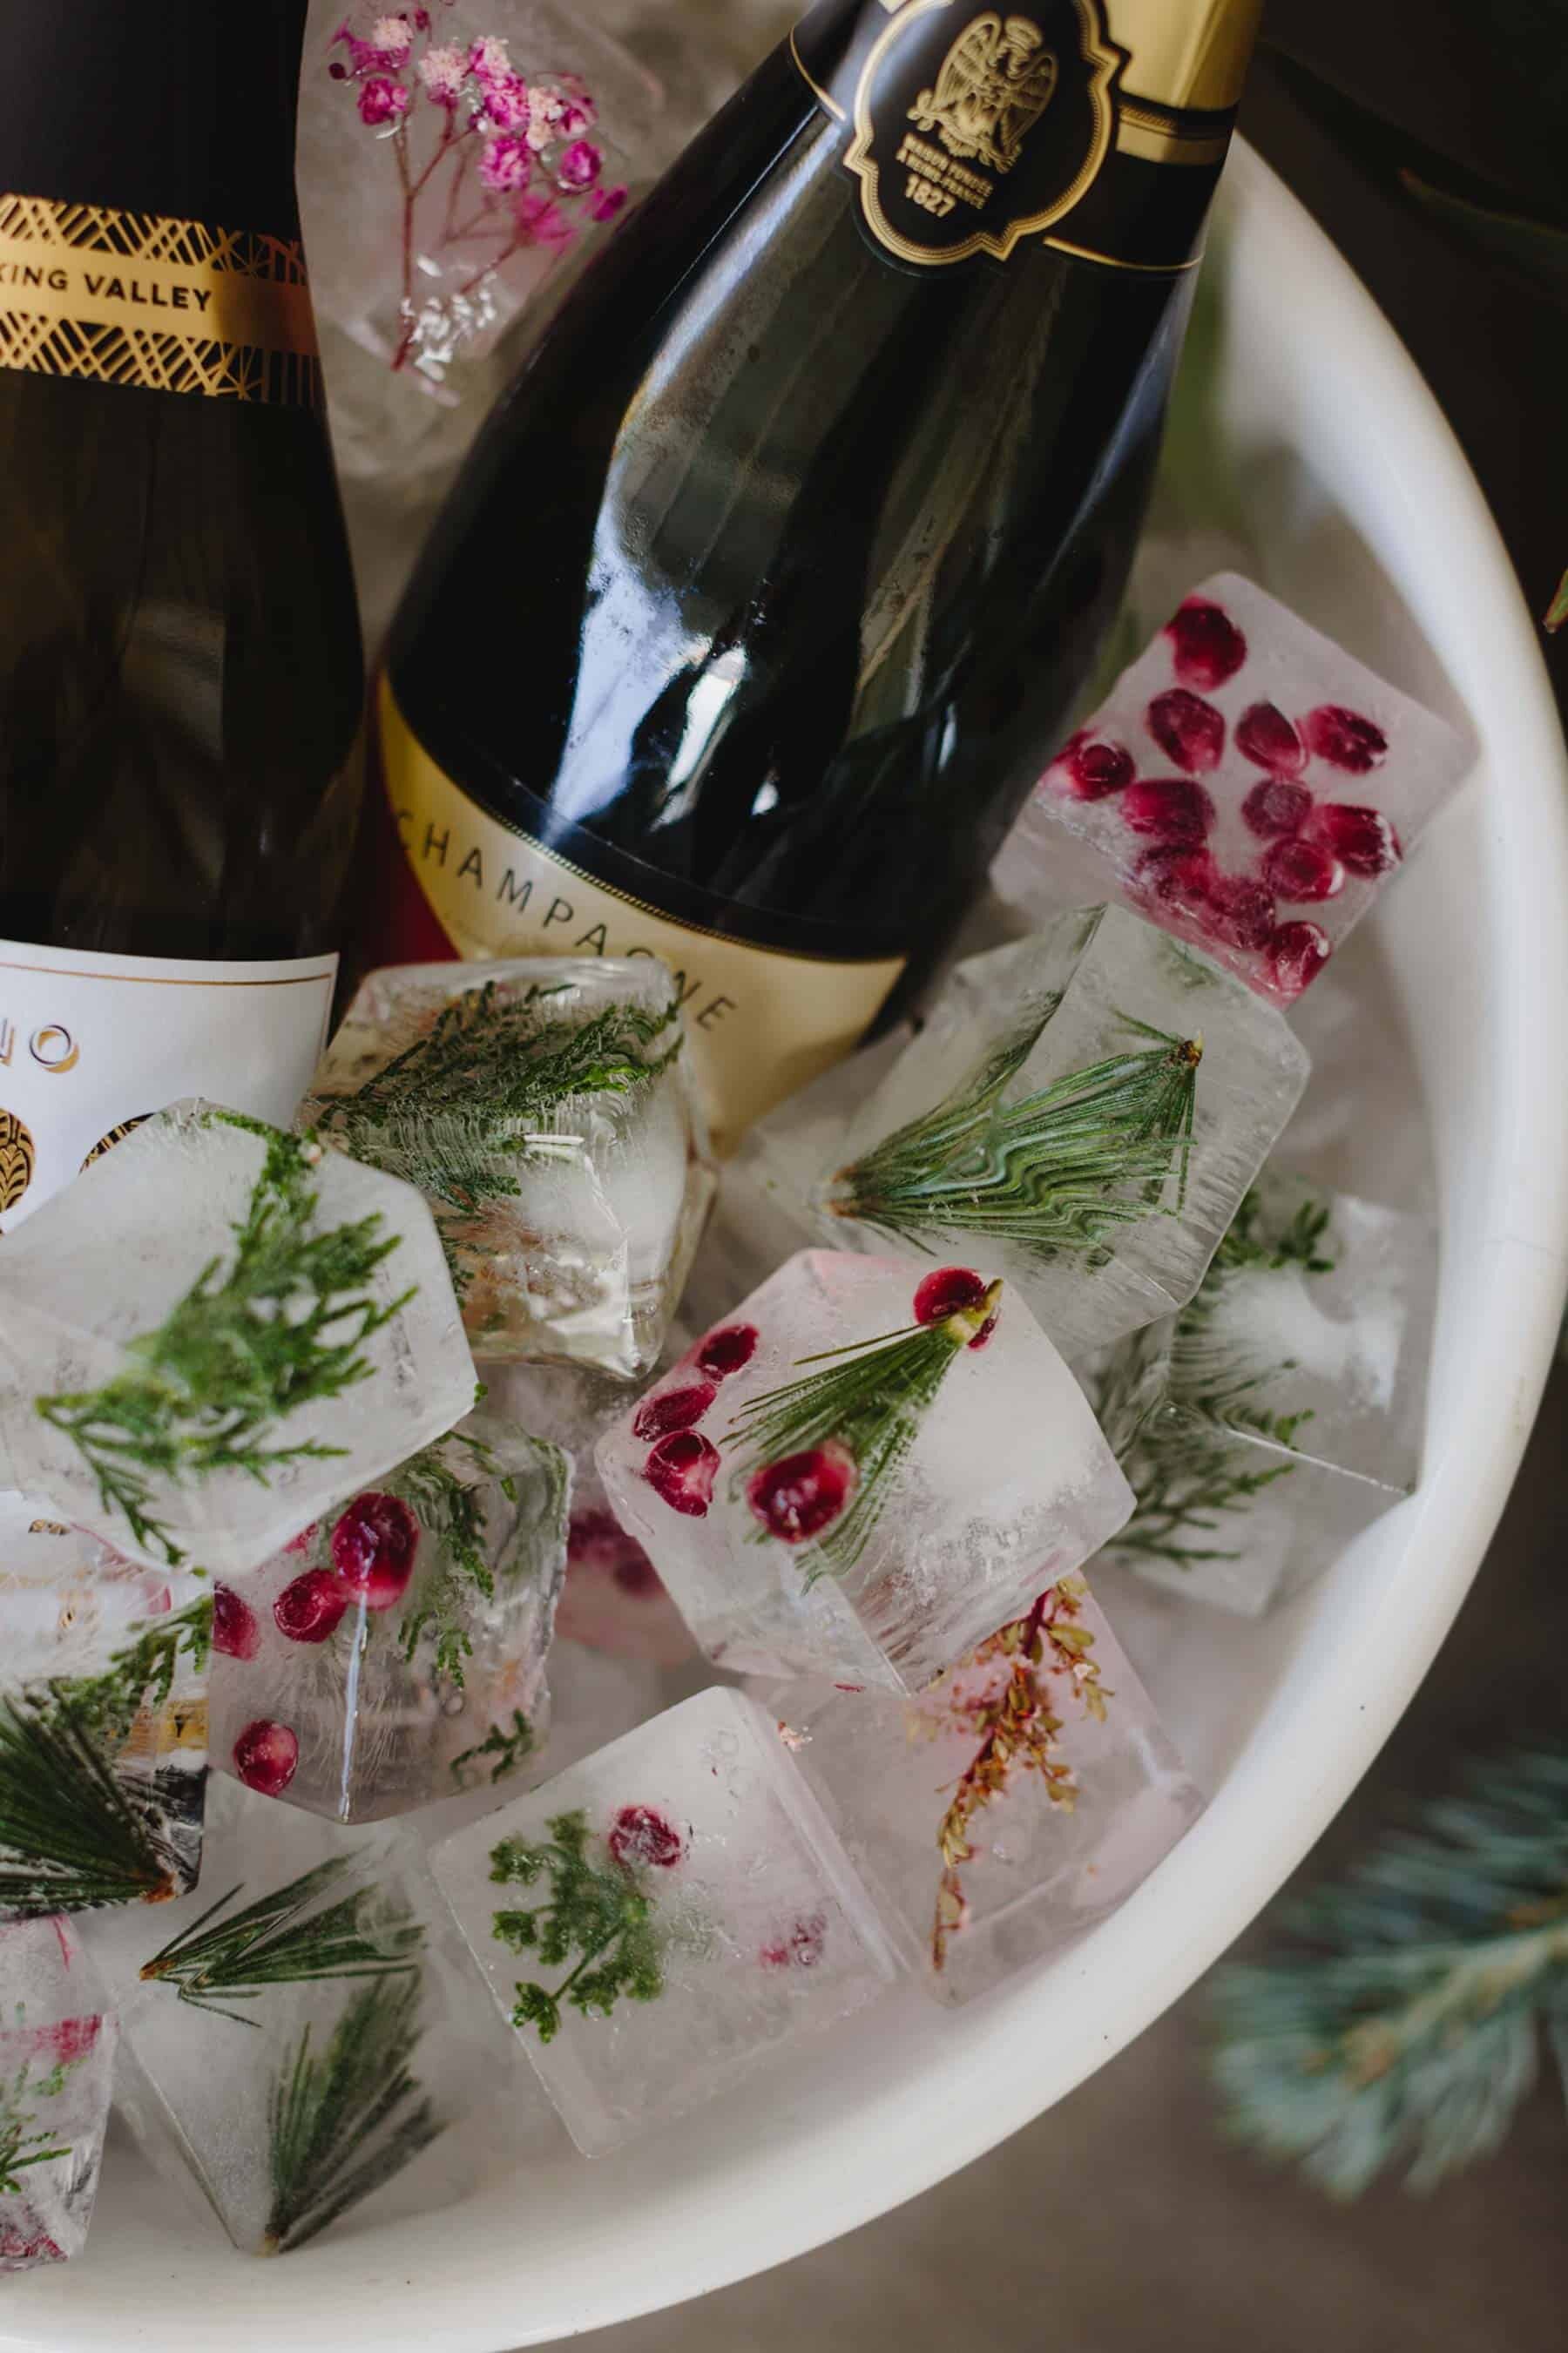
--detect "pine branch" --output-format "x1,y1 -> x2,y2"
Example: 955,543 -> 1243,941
450,1708 -> 536,1789
139,1856 -> 426,2023
490,1808 -> 664,2043
0,1685 -> 179,1916
34,1117 -> 410,1565
261,1971 -> 440,2255
395,1427 -> 569,1687
827,1010 -> 1201,1261
0,2061 -> 71,2197
1211,1743 -> 1568,2196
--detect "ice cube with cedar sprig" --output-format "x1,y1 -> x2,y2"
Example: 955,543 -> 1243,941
596,1250 -> 1133,1691
0,1917 -> 118,2273
817,908 -> 1308,1358
995,572 -> 1470,1004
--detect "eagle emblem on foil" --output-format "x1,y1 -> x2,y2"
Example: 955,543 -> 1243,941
908,14 -> 1059,176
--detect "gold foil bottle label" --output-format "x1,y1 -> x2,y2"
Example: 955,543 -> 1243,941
0,193 -> 321,402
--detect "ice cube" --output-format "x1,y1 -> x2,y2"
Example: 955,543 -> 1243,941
84,1777 -> 544,2255
597,1249 -> 1132,1691
0,1494 -> 188,1684
818,909 -> 1309,1359
429,1685 -> 898,2155
772,1573 -> 1204,2005
2,1564 -> 208,1924
0,1917 -> 118,2272
302,960 -> 714,1379
995,573 -> 1470,1006
206,1409 -> 570,1822
1093,1171 -> 1436,1613
0,1101 -> 476,1577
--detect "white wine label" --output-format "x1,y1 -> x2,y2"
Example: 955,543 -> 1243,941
0,193 -> 321,404
380,679 -> 908,1154
0,941 -> 337,1230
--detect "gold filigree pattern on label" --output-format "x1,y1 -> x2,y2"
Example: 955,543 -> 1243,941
0,1105 -> 36,1216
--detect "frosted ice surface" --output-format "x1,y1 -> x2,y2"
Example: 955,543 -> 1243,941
0,1915 -> 117,2271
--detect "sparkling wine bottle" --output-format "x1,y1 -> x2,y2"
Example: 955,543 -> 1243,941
379,0 -> 1260,1149
0,0 -> 363,1229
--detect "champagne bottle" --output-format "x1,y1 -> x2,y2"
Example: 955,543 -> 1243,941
0,0 -> 363,1228
379,0 -> 1260,1150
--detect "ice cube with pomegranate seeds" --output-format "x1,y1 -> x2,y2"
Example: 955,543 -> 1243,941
0,1917 -> 118,2273
596,1249 -> 1133,1692
207,1407 -> 570,1822
1000,572 -> 1470,1004
770,1574 -> 1204,2006
301,957 -> 715,1380
429,1685 -> 899,2156
816,909 -> 1309,1358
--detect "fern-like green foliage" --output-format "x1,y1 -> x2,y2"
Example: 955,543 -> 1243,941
394,1425 -> 568,1687
827,1004 -> 1200,1261
35,1116 -> 409,1565
490,1809 -> 664,2043
1211,1744 -> 1568,2197
67,1595 -> 214,1745
450,1708 -> 536,1789
140,1856 -> 425,2023
261,1971 -> 440,2254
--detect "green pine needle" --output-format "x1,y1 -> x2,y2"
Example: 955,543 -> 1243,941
35,1116 -> 410,1565
261,1971 -> 440,2255
1211,1743 -> 1568,2197
0,1685 -> 184,1917
490,1809 -> 664,2044
1,2048 -> 82,2197
139,1855 -> 426,2024
827,1007 -> 1200,1261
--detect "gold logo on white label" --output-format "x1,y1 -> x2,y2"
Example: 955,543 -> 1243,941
908,13 -> 1058,175
0,1105 -> 35,1216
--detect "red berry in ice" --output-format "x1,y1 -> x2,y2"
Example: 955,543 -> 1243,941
633,1379 -> 717,1441
1163,596 -> 1247,688
567,1506 -> 666,1599
274,1568 -> 348,1645
1133,844 -> 1217,911
1310,801 -> 1402,876
212,1582 -> 260,1661
1119,776 -> 1215,846
283,1521 -> 319,1556
1261,835 -> 1345,903
608,1804 -> 684,1871
747,1442 -> 857,1545
329,1492 -> 420,1611
1056,732 -> 1134,799
1303,704 -> 1388,773
1235,701 -> 1307,775
645,1430 -> 720,1517
1265,920 -> 1332,997
233,1719 -> 298,1796
1205,872 -> 1278,952
696,1323 -> 759,1379
760,1911 -> 828,1969
1240,776 -> 1313,838
913,1267 -> 989,1324
1146,688 -> 1225,774
613,1551 -> 664,1599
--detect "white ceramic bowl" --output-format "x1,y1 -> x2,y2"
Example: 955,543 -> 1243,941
9,141 -> 1568,2353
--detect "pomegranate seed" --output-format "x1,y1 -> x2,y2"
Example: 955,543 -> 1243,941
274,1568 -> 349,1645
283,1521 -> 319,1556
696,1323 -> 759,1379
1205,872 -> 1278,952
1262,835 -> 1344,903
1265,921 -> 1332,997
760,1911 -> 828,1969
1055,732 -> 1134,800
967,1312 -> 999,1351
329,1492 -> 420,1612
913,1268 -> 988,1324
212,1583 -> 260,1661
608,1804 -> 684,1871
645,1430 -> 720,1517
1163,596 -> 1247,689
1240,776 -> 1313,838
1235,701 -> 1307,775
1119,776 -> 1215,846
1303,704 -> 1388,773
747,1442 -> 857,1545
1133,845 -> 1217,909
232,1719 -> 298,1797
1146,688 -> 1225,774
632,1379 -> 717,1441
1311,801 -> 1402,876
612,1552 -> 664,1599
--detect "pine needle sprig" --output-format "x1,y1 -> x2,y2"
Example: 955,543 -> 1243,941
261,1971 -> 440,2255
35,1119 -> 410,1565
1211,1743 -> 1568,2198
827,1012 -> 1201,1261
490,1809 -> 663,2044
139,1856 -> 426,2023
451,1709 -> 536,1789
1,2064 -> 71,2196
1108,1415 -> 1300,1571
0,1685 -> 180,1917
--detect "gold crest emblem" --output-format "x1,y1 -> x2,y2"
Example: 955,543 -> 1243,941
0,1106 -> 35,1219
908,13 -> 1059,176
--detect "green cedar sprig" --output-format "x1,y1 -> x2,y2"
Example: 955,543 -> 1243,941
261,1972 -> 440,2254
450,1709 -> 536,1789
394,1427 -> 568,1687
490,1809 -> 663,2043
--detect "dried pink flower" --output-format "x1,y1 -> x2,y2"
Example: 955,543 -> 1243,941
417,41 -> 466,105
484,70 -> 531,131
371,12 -> 413,55
557,137 -> 602,191
515,189 -> 575,248
468,33 -> 511,85
479,132 -> 533,193
587,182 -> 628,223
558,94 -> 597,137
525,84 -> 565,152
358,74 -> 410,125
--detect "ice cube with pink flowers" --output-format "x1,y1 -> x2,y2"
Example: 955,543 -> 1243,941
1002,572 -> 1470,1004
0,1917 -> 118,2273
595,1250 -> 1133,1691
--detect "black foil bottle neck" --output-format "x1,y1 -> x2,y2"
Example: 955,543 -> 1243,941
0,0 -> 310,239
